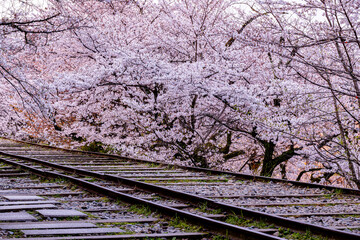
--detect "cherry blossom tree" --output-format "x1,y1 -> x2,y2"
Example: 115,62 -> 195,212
234,0 -> 360,187
48,0 -> 313,177
3,0 -> 359,188
0,0 -> 82,136
0,0 -> 105,144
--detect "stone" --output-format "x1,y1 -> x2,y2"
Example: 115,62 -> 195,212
0,212 -> 37,221
36,209 -> 88,218
0,201 -> 59,206
3,195 -> 44,201
22,227 -> 124,236
1,222 -> 96,230
0,190 -> 18,195
0,204 -> 56,212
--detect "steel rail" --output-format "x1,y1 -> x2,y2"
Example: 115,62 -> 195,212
2,137 -> 360,195
0,151 -> 359,239
0,156 -> 282,240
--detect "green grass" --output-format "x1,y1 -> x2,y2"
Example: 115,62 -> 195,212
169,215 -> 201,232
98,222 -> 138,227
195,202 -> 222,215
212,235 -> 230,240
146,163 -> 160,168
26,210 -> 37,215
210,208 -> 223,214
82,211 -> 98,219
197,202 -> 208,212
64,216 -> 80,221
223,215 -> 327,240
336,214 -> 360,218
165,165 -> 177,170
333,188 -> 343,195
29,175 -> 40,181
5,229 -> 24,238
51,194 -> 64,198
79,141 -> 116,153
40,177 -> 67,184
83,176 -> 98,182
278,228 -> 327,240
323,194 -> 333,199
128,204 -> 153,216
225,214 -> 274,229
100,197 -> 111,202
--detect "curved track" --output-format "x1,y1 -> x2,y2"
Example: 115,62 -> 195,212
0,138 -> 360,239
0,164 -> 206,239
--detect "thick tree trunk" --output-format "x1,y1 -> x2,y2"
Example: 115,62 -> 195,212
260,141 -> 297,177
260,141 -> 276,177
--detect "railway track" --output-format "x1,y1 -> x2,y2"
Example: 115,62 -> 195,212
0,138 -> 360,239
0,164 -> 206,239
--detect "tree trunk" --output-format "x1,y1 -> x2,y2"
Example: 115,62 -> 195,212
260,141 -> 297,177
260,141 -> 276,177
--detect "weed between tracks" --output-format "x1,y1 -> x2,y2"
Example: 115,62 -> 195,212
98,222 -> 138,227
223,214 -> 329,240
225,214 -> 274,229
337,214 -> 360,218
0,162 -> 7,167
333,188 -> 343,195
169,215 -> 201,232
146,163 -> 161,168
81,211 -> 98,219
83,176 -> 97,182
100,196 -> 111,202
5,229 -> 24,238
196,202 -> 222,215
64,216 -> 81,221
125,204 -> 205,233
128,204 -> 153,216
40,176 -> 67,184
212,235 -> 230,240
278,228 -> 327,240
79,141 -> 116,153
165,165 -> 177,170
